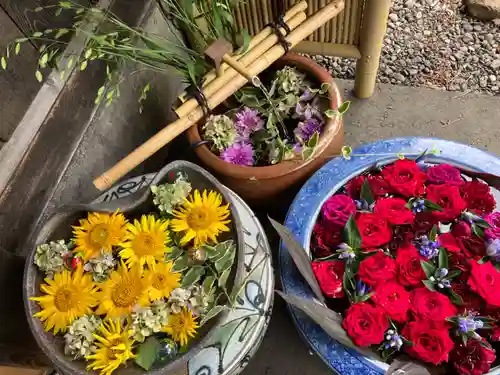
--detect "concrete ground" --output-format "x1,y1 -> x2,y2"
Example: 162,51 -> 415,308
240,80 -> 500,375
43,79 -> 500,375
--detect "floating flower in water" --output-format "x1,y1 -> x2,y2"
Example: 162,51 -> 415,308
119,215 -> 171,269
144,261 -> 181,301
234,107 -> 264,138
85,319 -> 135,375
73,211 -> 127,261
294,118 -> 323,144
162,308 -> 199,347
220,142 -> 254,166
31,267 -> 98,334
95,263 -> 150,318
411,199 -> 425,214
130,301 -> 170,342
64,315 -> 101,359
202,114 -> 238,152
415,235 -> 440,259
83,250 -> 117,283
34,240 -> 72,278
151,175 -> 192,214
171,190 -> 230,247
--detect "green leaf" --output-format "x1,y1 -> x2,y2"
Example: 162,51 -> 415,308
203,244 -> 219,260
239,29 -> 250,54
84,48 -> 92,59
423,200 -> 443,212
212,240 -> 235,263
301,147 -> 314,161
166,246 -> 183,261
420,261 -> 437,279
15,43 -> 21,55
307,131 -> 319,148
414,149 -> 429,163
344,215 -> 362,249
341,145 -> 353,160
59,1 -> 72,9
429,225 -> 438,241
422,280 -> 436,292
80,60 -> 88,71
135,337 -> 161,371
34,6 -> 44,12
55,7 -> 62,16
172,254 -> 189,272
200,305 -> 227,326
55,28 -> 69,39
324,108 -> 338,118
449,289 -> 463,305
446,269 -> 461,279
181,266 -> 205,287
319,82 -> 330,95
338,101 -> 351,115
360,179 -> 375,205
438,248 -> 448,270
396,153 -> 405,160
1,57 -> 6,70
475,218 -> 491,229
39,53 -> 49,68
355,292 -> 373,303
215,248 -> 236,274
478,256 -> 489,264
203,276 -> 215,294
35,70 -> 43,82
472,224 -> 485,239
218,268 -> 231,288
32,32 -> 43,37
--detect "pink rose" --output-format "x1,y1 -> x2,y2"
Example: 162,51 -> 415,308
426,164 -> 464,186
321,194 -> 356,227
485,212 -> 500,240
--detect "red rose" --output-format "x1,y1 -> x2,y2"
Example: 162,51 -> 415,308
396,245 -> 427,287
483,307 -> 500,341
345,175 -> 391,198
426,184 -> 467,222
321,194 -> 356,227
381,159 -> 427,198
426,164 -> 465,186
389,225 -> 415,253
311,261 -> 345,299
358,251 -> 396,286
374,198 -> 415,225
412,213 -> 439,237
410,287 -> 457,323
312,222 -> 342,258
462,181 -> 496,215
402,320 -> 454,365
451,338 -> 496,375
438,232 -> 461,253
345,175 -> 365,199
468,260 -> 500,307
372,281 -> 411,322
452,278 -> 484,314
455,236 -> 485,259
342,302 -> 388,347
356,213 -> 392,248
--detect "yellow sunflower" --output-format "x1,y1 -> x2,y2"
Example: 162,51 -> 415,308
171,190 -> 231,247
86,318 -> 135,375
95,263 -> 150,318
73,211 -> 127,261
162,308 -> 199,347
144,261 -> 181,301
119,215 -> 171,269
31,267 -> 98,334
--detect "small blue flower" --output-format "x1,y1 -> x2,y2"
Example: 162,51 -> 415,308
457,315 -> 484,335
356,280 -> 370,296
416,235 -> 440,259
355,199 -> 371,211
411,199 -> 425,213
462,211 -> 481,225
436,268 -> 448,278
486,239 -> 500,259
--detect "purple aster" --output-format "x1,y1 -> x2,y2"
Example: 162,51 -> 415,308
295,96 -> 322,120
486,238 -> 500,260
220,142 -> 254,166
299,89 -> 315,102
234,107 -> 264,138
294,118 -> 323,143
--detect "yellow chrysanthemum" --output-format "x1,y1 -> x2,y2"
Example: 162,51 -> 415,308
119,215 -> 171,269
31,267 -> 98,334
95,263 -> 150,318
86,318 -> 135,375
144,261 -> 181,301
73,211 -> 127,261
162,308 -> 199,347
171,190 -> 231,247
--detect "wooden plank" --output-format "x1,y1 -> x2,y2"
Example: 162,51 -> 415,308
0,0 -> 156,256
0,8 -> 41,142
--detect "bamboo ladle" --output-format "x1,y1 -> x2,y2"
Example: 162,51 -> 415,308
93,0 -> 345,191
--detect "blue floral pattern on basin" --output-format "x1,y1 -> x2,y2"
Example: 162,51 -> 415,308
279,137 -> 500,375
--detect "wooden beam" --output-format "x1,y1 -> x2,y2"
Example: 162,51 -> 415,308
0,8 -> 41,143
292,40 -> 361,58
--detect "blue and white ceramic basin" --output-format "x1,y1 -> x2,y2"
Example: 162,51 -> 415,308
279,137 -> 500,375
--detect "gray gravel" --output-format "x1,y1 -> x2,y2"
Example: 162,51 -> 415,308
311,0 -> 500,95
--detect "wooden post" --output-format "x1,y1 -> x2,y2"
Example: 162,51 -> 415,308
354,0 -> 390,99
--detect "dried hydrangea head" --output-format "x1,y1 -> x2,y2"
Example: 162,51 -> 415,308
83,250 -> 117,283
167,287 -> 192,314
276,66 -> 305,95
130,301 -> 170,342
34,240 -> 72,278
188,285 -> 214,317
151,174 -> 192,214
64,315 -> 101,359
203,114 -> 238,152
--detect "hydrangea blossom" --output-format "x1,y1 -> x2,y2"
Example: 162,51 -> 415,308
276,66 -> 305,94
220,142 -> 254,166
83,250 -> 117,282
64,315 -> 101,359
34,240 -> 72,278
151,174 -> 192,214
130,301 -> 170,342
203,114 -> 237,152
234,107 -> 264,138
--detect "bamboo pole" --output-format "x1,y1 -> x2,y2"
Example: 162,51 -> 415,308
354,0 -> 390,98
176,1 -> 308,103
93,0 -> 345,190
175,11 -> 307,118
319,0 -> 326,42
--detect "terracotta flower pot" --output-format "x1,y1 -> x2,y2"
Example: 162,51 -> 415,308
23,161 -> 245,375
186,52 -> 344,202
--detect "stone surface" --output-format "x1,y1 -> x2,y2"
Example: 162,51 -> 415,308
466,0 -> 500,20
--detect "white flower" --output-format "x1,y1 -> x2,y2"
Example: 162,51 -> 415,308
64,315 -> 101,359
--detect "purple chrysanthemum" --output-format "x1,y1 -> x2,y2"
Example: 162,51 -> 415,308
234,107 -> 264,138
220,142 -> 254,166
295,96 -> 322,120
294,118 -> 323,143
